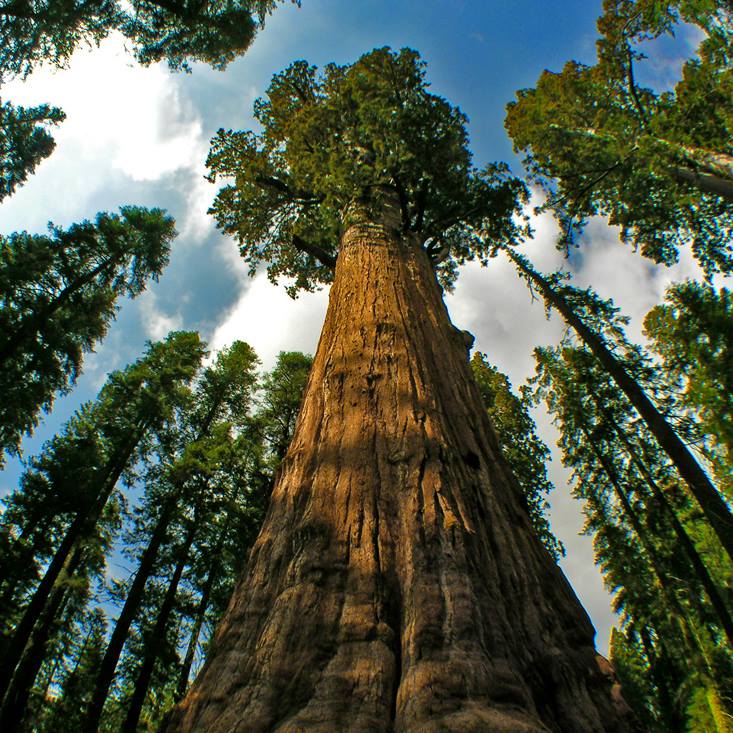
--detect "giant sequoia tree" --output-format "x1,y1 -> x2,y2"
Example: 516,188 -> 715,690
165,48 -> 632,733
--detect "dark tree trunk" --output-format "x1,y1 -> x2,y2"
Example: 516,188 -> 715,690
637,626 -> 686,732
596,402 -> 733,646
672,166 -> 733,203
503,246 -> 733,563
164,211 -> 632,732
0,547 -> 83,732
82,500 -> 175,733
580,425 -> 699,649
174,528 -> 227,702
122,521 -> 198,733
0,428 -> 143,706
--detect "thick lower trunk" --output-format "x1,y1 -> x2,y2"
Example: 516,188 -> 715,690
165,215 -> 632,732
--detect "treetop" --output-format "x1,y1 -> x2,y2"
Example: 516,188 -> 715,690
207,46 -> 527,295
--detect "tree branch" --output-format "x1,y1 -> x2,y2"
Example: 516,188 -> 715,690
625,45 -> 649,128
292,234 -> 336,269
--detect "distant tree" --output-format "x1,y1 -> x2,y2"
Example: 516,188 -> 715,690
42,609 -> 108,733
0,100 -> 64,201
470,352 -> 564,559
82,341 -> 260,733
255,350 -> 312,467
497,244 -> 733,563
0,331 -> 204,733
531,343 -> 733,731
505,0 -> 733,275
0,206 -> 175,463
645,282 -> 733,497
0,0 -> 292,80
172,351 -> 312,708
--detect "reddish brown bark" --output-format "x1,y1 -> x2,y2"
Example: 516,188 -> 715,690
165,211 -> 632,732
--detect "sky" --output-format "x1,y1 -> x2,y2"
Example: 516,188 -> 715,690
0,0 -> 719,656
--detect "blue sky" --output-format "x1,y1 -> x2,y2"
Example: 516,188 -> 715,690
0,0 -> 714,655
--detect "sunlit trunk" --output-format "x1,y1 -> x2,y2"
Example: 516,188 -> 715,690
166,208 -> 631,732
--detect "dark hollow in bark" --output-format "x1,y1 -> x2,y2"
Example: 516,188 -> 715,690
165,214 -> 633,733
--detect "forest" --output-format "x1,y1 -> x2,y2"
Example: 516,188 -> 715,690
0,0 -> 730,731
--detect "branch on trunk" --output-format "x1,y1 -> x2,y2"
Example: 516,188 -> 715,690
413,182 -> 428,232
625,45 -> 649,128
292,234 -> 336,269
0,0 -> 35,18
391,176 -> 411,232
255,175 -> 322,204
672,166 -> 733,204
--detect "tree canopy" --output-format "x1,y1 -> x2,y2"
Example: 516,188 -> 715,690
0,101 -> 64,202
0,0 -> 290,80
0,206 -> 175,463
505,0 -> 733,275
207,47 -> 527,294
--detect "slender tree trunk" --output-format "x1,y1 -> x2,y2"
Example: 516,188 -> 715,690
174,530 -> 227,702
502,246 -> 733,562
672,166 -> 733,202
0,426 -> 144,704
549,125 -> 733,203
580,425 -> 702,651
122,521 -> 198,733
82,500 -> 175,733
595,401 -> 733,646
0,547 -> 83,732
165,210 -> 632,733
637,626 -> 685,732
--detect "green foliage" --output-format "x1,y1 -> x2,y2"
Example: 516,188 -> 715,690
470,352 -> 564,560
16,343 -> 313,731
0,332 -> 204,730
645,282 -> 733,497
0,0 -> 288,80
0,206 -> 175,462
531,342 -> 733,730
39,609 -> 108,732
207,47 -> 527,295
609,627 -> 661,730
505,1 -> 733,275
0,100 -> 64,201
255,351 -> 312,466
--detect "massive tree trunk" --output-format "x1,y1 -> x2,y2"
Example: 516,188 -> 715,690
165,210 -> 631,733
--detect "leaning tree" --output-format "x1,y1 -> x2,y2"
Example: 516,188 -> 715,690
165,48 -> 633,733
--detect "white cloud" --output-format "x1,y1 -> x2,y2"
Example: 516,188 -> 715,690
210,270 -> 329,370
0,33 -> 207,230
138,289 -> 184,341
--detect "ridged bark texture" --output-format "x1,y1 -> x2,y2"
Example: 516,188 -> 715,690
166,214 -> 632,733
